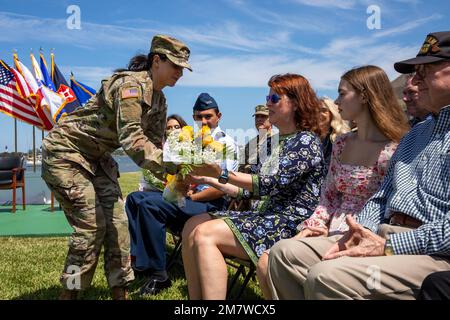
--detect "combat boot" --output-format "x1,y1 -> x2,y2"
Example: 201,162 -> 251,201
112,287 -> 129,300
59,289 -> 79,300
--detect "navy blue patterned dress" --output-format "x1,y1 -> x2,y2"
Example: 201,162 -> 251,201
210,131 -> 325,265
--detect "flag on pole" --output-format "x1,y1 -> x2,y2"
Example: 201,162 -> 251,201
14,54 -> 53,130
30,53 -> 67,125
0,60 -> 43,127
50,53 -> 80,119
70,73 -> 96,105
39,53 -> 56,91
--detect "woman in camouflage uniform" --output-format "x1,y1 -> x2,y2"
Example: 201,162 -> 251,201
41,35 -> 191,300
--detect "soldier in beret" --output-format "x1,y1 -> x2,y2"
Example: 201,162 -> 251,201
41,34 -> 192,300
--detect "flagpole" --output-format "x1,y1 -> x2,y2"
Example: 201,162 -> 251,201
33,126 -> 36,172
41,129 -> 45,173
14,119 -> 17,153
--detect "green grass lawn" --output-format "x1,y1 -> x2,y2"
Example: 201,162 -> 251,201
0,171 -> 262,300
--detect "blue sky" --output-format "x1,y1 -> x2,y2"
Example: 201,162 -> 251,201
0,0 -> 449,152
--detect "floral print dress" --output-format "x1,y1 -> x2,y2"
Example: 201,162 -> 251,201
300,132 -> 398,236
210,131 -> 325,265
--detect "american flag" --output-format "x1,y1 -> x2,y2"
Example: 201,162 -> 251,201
0,61 -> 43,127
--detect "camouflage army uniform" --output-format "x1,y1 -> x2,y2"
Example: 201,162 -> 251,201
42,70 -> 168,290
239,105 -> 272,174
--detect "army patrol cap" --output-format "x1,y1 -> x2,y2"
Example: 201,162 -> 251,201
193,93 -> 219,111
151,34 -> 192,71
253,104 -> 269,117
394,31 -> 450,74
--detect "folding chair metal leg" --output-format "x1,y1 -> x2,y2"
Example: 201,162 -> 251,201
235,265 -> 256,300
226,264 -> 245,299
166,235 -> 182,271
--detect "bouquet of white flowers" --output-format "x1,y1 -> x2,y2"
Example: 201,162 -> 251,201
163,125 -> 232,207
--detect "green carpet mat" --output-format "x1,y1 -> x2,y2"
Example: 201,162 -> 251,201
0,205 -> 72,237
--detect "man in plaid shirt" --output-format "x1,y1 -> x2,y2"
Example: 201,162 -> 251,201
267,31 -> 450,300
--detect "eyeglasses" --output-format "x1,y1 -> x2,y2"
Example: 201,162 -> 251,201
414,64 -> 427,79
414,61 -> 449,79
403,90 -> 419,101
266,93 -> 281,104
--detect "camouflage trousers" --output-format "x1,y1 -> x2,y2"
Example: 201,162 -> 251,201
41,156 -> 134,290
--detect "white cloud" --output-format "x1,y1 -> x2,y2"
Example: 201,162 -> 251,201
0,11 -> 288,53
320,37 -> 376,57
225,0 -> 336,33
0,12 -> 154,50
0,8 -> 428,91
373,14 -> 442,38
59,66 -> 112,89
58,37 -> 419,92
291,0 -> 357,9
177,54 -> 343,90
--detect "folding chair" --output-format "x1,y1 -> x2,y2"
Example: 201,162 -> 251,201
166,227 -> 183,271
226,257 -> 256,300
222,199 -> 258,299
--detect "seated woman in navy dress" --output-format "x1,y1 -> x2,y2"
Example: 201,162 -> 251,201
181,73 -> 327,300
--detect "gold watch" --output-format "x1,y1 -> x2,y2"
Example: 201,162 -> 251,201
384,239 -> 395,256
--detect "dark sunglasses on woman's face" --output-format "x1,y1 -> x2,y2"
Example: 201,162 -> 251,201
266,93 -> 281,104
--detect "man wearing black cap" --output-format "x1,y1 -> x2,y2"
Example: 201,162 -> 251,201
267,31 -> 450,300
125,93 -> 238,296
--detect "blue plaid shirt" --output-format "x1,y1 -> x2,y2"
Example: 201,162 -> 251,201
357,105 -> 450,256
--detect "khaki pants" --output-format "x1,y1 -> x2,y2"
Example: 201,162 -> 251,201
42,157 -> 134,290
267,224 -> 450,300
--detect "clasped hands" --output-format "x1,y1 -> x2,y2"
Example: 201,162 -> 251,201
294,215 -> 386,260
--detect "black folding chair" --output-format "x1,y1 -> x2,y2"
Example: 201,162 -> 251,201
166,227 -> 183,271
226,257 -> 256,300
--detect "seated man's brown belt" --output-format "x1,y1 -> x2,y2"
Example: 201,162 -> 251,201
389,212 -> 422,228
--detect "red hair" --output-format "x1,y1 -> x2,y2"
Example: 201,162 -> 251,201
268,73 -> 325,138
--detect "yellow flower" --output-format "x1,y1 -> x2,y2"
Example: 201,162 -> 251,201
166,174 -> 176,191
202,135 -> 214,147
207,141 -> 224,152
179,126 -> 194,142
201,125 -> 211,137
183,125 -> 194,135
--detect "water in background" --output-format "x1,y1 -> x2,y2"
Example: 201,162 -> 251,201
0,156 -> 140,205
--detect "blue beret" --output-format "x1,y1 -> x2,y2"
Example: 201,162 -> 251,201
193,93 -> 219,111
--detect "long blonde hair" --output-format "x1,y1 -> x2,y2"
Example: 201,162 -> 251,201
341,65 -> 410,142
320,97 -> 351,142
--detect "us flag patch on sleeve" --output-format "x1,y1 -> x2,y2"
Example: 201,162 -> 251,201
121,87 -> 139,99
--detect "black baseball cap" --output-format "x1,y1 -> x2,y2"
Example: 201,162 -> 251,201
193,93 -> 219,111
394,31 -> 450,74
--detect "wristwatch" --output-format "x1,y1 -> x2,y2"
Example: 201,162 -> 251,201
384,239 -> 395,256
218,169 -> 229,184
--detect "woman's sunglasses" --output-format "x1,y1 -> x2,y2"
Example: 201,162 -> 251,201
266,93 -> 281,104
